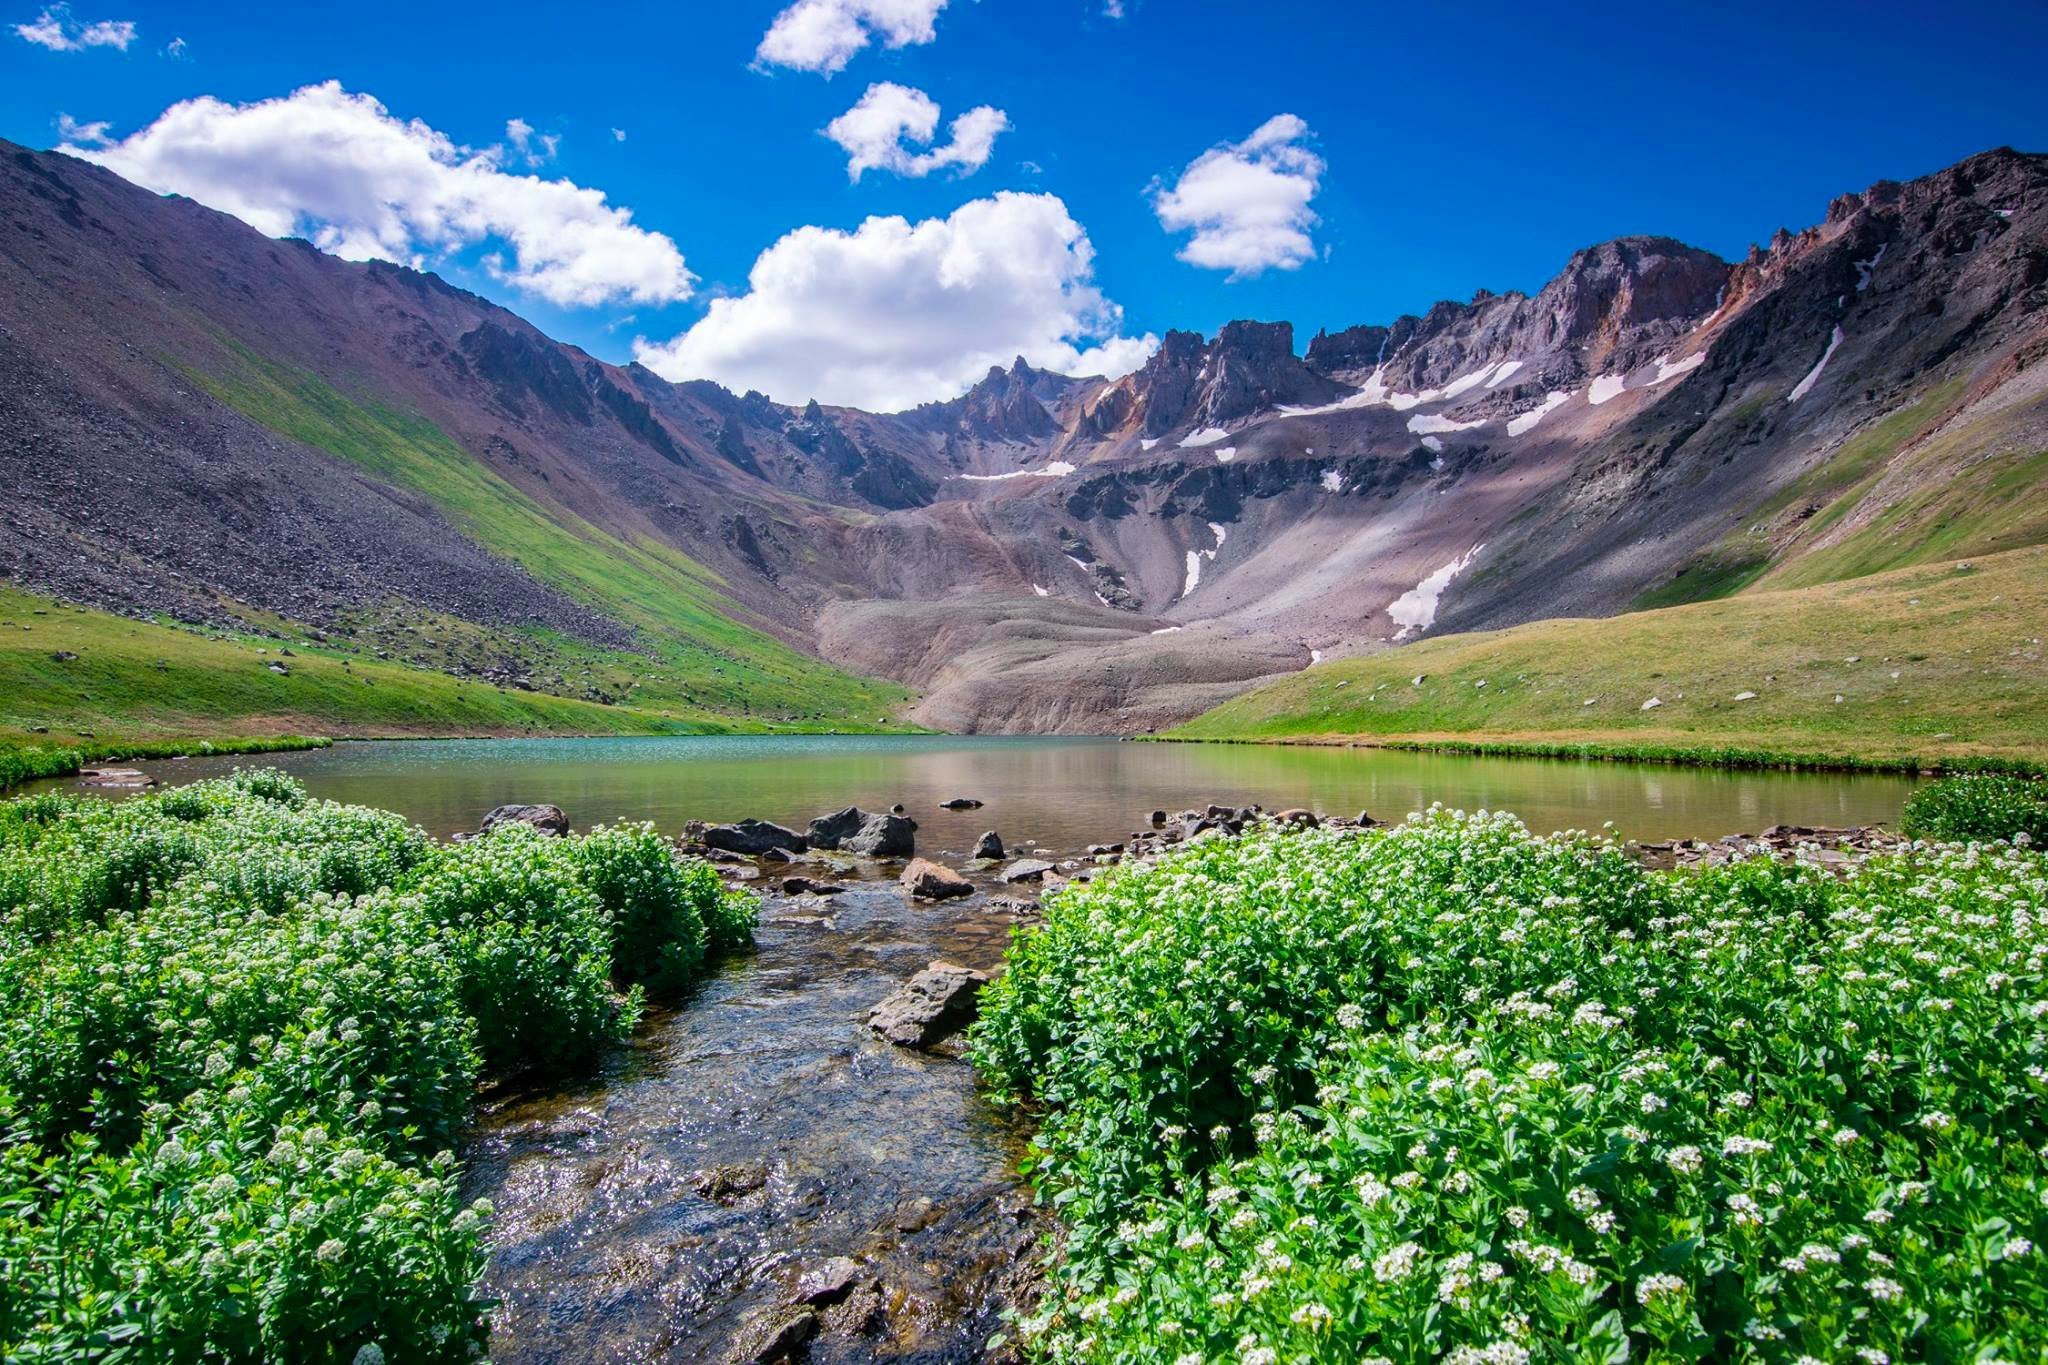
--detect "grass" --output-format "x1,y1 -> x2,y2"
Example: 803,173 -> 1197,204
178,338 -> 909,729
0,773 -> 753,1360
974,813 -> 2048,1361
1168,546 -> 2048,767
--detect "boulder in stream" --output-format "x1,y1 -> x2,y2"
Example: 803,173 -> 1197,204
480,803 -> 570,837
938,797 -> 984,810
725,1307 -> 817,1365
972,830 -> 1004,860
781,876 -> 846,897
867,961 -> 988,1048
701,819 -> 809,856
900,858 -> 974,900
998,858 -> 1056,884
807,807 -> 917,857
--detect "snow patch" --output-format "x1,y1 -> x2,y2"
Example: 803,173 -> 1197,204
1214,447 -> 1237,462
1094,592 -> 1112,608
1320,468 -> 1346,493
1309,648 -> 1325,664
1208,521 -> 1229,549
1182,550 -> 1204,597
1588,374 -> 1627,406
1854,243 -> 1887,292
1387,544 -> 1483,638
1064,554 -> 1091,570
1151,625 -> 1183,635
1506,390 -> 1571,437
1787,325 -> 1844,402
959,461 -> 1075,482
1438,362 -> 1502,401
1408,413 -> 1485,435
1650,351 -> 1706,384
1485,360 -> 1524,388
1640,697 -> 1663,711
1140,438 -> 1160,451
1179,426 -> 1230,448
1031,584 -> 1049,597
1420,434 -> 1444,453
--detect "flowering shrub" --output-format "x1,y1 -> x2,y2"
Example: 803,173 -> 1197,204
1902,773 -> 2048,845
0,773 -> 752,1360
977,810 -> 2048,1362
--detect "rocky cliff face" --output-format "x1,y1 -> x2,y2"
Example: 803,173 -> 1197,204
2,139 -> 2043,734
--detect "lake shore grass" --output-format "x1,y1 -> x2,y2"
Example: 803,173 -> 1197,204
1167,547 -> 2048,770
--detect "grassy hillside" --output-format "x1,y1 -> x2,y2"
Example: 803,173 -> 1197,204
0,586 -> 905,786
1171,547 -> 2048,766
180,339 -> 907,728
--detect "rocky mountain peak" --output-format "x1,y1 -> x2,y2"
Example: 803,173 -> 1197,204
1117,323 -> 1344,436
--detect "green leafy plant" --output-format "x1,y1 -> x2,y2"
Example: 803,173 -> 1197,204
977,812 -> 2048,1362
0,771 -> 752,1360
1902,772 -> 2048,844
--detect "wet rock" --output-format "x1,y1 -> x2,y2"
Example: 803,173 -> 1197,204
702,819 -> 809,856
1148,809 -> 1168,827
781,876 -> 846,897
693,1161 -> 770,1204
846,812 -> 917,858
479,803 -> 571,837
1275,808 -> 1320,827
758,846 -> 795,865
998,858 -> 1056,884
725,1307 -> 817,1365
793,1256 -> 865,1307
867,961 -> 989,1049
1085,842 -> 1124,856
1358,810 -> 1381,828
901,858 -> 974,901
808,807 -> 916,857
972,830 -> 1005,860
939,797 -> 984,810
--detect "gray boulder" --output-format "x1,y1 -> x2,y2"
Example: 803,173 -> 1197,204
867,961 -> 989,1048
972,830 -> 1004,860
480,804 -> 570,837
999,858 -> 1056,884
806,806 -> 869,848
846,812 -> 916,857
701,818 -> 809,856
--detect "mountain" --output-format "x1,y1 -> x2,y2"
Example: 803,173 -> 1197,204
1,140 -> 2043,743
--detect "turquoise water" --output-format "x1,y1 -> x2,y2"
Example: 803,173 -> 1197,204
94,734 -> 1919,847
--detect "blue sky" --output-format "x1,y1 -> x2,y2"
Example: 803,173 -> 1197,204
5,0 -> 2046,409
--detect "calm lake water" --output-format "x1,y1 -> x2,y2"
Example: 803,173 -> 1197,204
90,735 -> 1920,846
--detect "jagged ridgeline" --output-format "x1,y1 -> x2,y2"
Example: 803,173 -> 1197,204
1,142 -> 2042,746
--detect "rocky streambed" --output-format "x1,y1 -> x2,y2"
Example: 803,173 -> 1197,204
460,798 -> 1908,1363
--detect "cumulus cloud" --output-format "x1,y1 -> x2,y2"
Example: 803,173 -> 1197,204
504,117 -> 559,164
1152,113 -> 1324,278
15,5 -> 135,50
824,83 -> 1007,180
69,82 -> 693,308
634,191 -> 1156,411
755,0 -> 947,75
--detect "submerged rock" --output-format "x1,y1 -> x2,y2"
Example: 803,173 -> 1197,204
780,876 -> 846,897
939,797 -> 984,810
793,1256 -> 866,1307
693,1161 -> 771,1204
998,858 -> 1056,884
479,803 -> 570,837
867,961 -> 989,1048
900,858 -> 973,901
725,1307 -> 817,1365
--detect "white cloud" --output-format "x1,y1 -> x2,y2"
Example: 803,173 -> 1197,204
824,82 -> 1007,180
756,0 -> 947,75
504,117 -> 559,164
15,5 -> 135,50
1152,113 -> 1324,278
611,127 -> 627,142
162,34 -> 185,58
69,82 -> 693,308
634,191 -> 1156,411
55,113 -> 112,145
